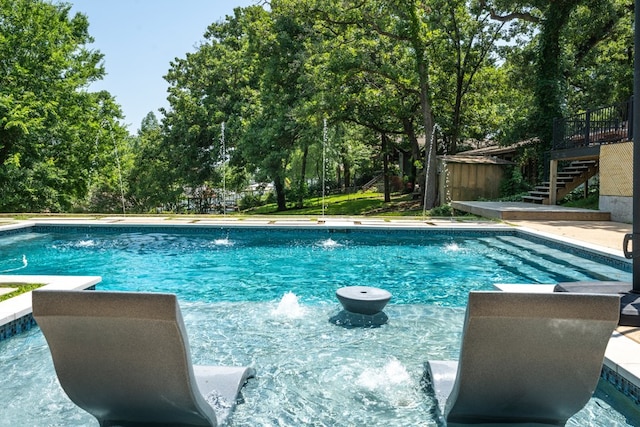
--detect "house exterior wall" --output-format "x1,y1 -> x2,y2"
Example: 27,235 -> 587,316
599,142 -> 633,223
439,160 -> 505,203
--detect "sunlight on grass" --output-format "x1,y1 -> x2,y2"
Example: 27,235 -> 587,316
244,192 -> 432,216
0,283 -> 44,302
248,192 -> 391,215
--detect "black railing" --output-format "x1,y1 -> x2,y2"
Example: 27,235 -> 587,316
552,97 -> 633,150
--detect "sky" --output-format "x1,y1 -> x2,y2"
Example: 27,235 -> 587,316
66,0 -> 257,133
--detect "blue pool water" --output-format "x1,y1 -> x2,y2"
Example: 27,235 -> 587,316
0,226 -> 638,426
0,227 -> 631,305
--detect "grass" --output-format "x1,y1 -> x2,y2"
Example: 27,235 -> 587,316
0,283 -> 43,302
561,193 -> 599,210
0,191 -> 478,219
246,192 -> 452,217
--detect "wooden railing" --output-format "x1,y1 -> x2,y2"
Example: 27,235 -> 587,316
552,97 -> 633,150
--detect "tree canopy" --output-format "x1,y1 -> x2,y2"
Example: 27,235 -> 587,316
0,0 -> 127,212
2,0 -> 633,213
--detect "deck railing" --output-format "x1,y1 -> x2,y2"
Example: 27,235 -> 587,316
552,97 -> 633,150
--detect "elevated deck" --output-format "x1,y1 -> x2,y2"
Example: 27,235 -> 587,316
452,201 -> 611,221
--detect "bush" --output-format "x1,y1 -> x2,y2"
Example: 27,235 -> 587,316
238,194 -> 265,210
429,204 -> 453,217
500,166 -> 531,198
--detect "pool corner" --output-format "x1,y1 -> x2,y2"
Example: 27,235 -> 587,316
0,275 -> 101,341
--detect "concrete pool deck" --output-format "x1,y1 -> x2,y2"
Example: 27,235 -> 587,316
0,216 -> 638,405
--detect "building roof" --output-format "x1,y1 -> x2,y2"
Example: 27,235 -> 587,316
438,155 -> 515,165
460,139 -> 537,157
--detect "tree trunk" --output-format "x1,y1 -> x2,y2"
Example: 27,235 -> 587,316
418,60 -> 437,209
402,118 -> 420,189
407,3 -> 437,208
297,144 -> 308,208
343,158 -> 351,193
382,133 -> 391,203
451,78 -> 463,154
274,174 -> 286,211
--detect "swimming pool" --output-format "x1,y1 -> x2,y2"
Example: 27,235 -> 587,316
0,226 -> 631,305
0,225 -> 638,426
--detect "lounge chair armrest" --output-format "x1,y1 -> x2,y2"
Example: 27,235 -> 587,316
424,360 -> 458,417
194,365 -> 256,425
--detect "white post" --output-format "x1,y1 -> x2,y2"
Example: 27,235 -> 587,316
221,122 -> 226,215
322,118 -> 327,218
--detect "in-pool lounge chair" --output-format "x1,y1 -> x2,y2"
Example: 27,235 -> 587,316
32,289 -> 255,427
424,291 -> 619,427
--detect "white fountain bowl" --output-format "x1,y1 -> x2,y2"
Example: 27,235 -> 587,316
336,286 -> 392,315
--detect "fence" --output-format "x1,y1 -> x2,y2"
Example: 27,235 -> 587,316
552,97 -> 633,150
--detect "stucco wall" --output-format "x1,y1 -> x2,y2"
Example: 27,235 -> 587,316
599,142 -> 632,223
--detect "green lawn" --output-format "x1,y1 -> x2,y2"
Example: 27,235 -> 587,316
247,192 -> 437,216
561,193 -> 599,210
0,283 -> 43,302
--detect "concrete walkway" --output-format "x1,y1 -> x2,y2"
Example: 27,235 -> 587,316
453,201 -> 612,221
507,219 -> 631,251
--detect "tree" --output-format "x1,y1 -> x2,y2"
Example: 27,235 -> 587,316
427,0 -> 507,153
240,2 -> 316,211
307,0 -> 431,202
0,0 -> 123,212
479,0 -> 630,152
563,0 -> 633,109
163,6 -> 262,210
126,112 -> 181,212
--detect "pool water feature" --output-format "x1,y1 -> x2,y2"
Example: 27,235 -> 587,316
0,226 -> 638,426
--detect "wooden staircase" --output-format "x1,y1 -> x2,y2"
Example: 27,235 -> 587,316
522,160 -> 599,205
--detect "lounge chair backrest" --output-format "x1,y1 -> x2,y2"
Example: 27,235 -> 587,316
32,290 -> 218,427
446,291 -> 619,425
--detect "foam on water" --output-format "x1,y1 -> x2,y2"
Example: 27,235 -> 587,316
271,292 -> 306,319
356,358 -> 419,409
317,238 -> 342,249
444,242 -> 462,252
213,237 -> 234,247
0,254 -> 27,273
75,239 -> 96,248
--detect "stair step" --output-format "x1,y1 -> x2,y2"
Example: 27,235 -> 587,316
526,159 -> 598,204
563,166 -> 590,173
558,172 -> 583,178
570,160 -> 597,166
522,196 -> 546,203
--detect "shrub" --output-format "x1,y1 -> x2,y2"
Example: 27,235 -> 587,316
238,194 -> 265,210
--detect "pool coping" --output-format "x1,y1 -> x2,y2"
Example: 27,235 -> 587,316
0,275 -> 101,341
0,218 -> 638,406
